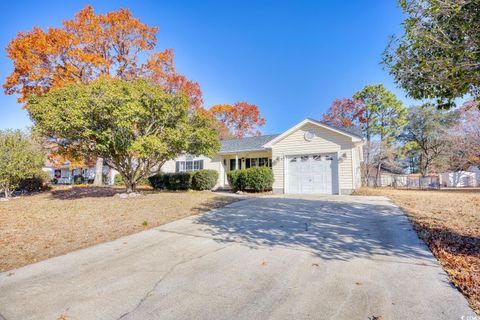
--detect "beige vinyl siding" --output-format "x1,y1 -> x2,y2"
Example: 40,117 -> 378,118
271,123 -> 355,192
161,154 -> 224,187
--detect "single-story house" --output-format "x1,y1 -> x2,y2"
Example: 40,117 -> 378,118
439,171 -> 479,187
42,160 -> 117,185
162,118 -> 364,194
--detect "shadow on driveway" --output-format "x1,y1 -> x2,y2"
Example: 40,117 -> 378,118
195,197 -> 433,262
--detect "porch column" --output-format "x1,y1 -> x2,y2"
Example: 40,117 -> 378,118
235,154 -> 239,170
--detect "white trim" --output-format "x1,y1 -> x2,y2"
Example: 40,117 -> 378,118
218,148 -> 270,155
263,118 -> 362,148
351,148 -> 356,189
283,154 -> 287,194
336,151 -> 341,194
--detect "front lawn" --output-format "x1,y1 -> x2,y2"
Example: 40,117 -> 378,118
355,188 -> 480,314
0,187 -> 239,272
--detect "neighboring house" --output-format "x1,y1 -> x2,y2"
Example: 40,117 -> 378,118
42,160 -> 118,185
439,171 -> 479,187
162,118 -> 365,195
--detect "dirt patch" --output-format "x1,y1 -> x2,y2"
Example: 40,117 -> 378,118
0,187 -> 239,272
355,187 -> 480,314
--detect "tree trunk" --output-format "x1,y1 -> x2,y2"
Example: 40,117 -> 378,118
375,162 -> 382,188
93,157 -> 103,186
363,138 -> 372,187
125,179 -> 136,193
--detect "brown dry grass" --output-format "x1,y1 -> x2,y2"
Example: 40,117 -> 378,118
355,187 -> 480,314
0,186 -> 239,272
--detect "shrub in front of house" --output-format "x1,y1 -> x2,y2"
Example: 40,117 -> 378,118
148,173 -> 169,189
73,175 -> 85,185
17,171 -> 50,192
149,172 -> 193,190
167,172 -> 194,190
228,167 -> 273,192
244,167 -> 274,192
114,174 -> 124,186
192,169 -> 218,190
149,170 -> 218,191
227,169 -> 246,191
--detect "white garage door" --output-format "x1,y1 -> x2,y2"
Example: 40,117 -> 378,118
287,154 -> 335,194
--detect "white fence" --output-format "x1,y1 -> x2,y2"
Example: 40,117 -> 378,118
367,171 -> 479,188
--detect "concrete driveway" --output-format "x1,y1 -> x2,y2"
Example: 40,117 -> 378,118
0,195 -> 475,320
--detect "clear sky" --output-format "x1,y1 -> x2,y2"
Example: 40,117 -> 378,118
0,0 -> 411,134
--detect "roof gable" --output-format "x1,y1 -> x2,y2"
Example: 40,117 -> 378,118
263,118 -> 363,148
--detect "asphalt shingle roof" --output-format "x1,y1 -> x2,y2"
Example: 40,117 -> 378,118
220,134 -> 279,153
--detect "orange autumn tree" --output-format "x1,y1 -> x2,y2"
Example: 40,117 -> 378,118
144,49 -> 203,109
209,102 -> 266,139
321,98 -> 365,128
44,141 -> 96,170
4,6 -> 202,184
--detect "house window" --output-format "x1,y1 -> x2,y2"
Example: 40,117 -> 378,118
230,159 -> 242,170
176,160 -> 204,172
245,157 -> 271,168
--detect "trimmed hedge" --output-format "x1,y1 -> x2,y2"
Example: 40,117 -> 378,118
148,174 -> 168,189
167,172 -> 194,190
149,169 -> 219,191
227,167 -> 273,192
192,169 -> 218,190
244,167 -> 274,192
227,170 -> 246,191
148,172 -> 192,190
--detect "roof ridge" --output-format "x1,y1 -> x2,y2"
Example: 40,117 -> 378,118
220,133 -> 280,141
304,117 -> 364,139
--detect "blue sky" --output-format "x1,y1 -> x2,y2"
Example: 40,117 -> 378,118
0,0 -> 410,134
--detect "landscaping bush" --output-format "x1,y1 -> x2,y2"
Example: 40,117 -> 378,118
73,175 -> 85,184
114,174 -> 124,186
17,171 -> 50,192
168,172 -> 194,190
192,169 -> 218,190
227,169 -> 246,191
148,173 -> 168,189
227,167 -> 273,192
149,172 -> 194,190
244,167 -> 274,192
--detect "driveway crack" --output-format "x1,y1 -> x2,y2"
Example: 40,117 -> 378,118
117,244 -> 231,320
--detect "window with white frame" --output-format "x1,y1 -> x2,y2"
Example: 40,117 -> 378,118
176,160 -> 204,172
245,157 -> 272,168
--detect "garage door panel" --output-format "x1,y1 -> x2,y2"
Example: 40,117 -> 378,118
287,154 -> 335,194
288,157 -> 300,194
